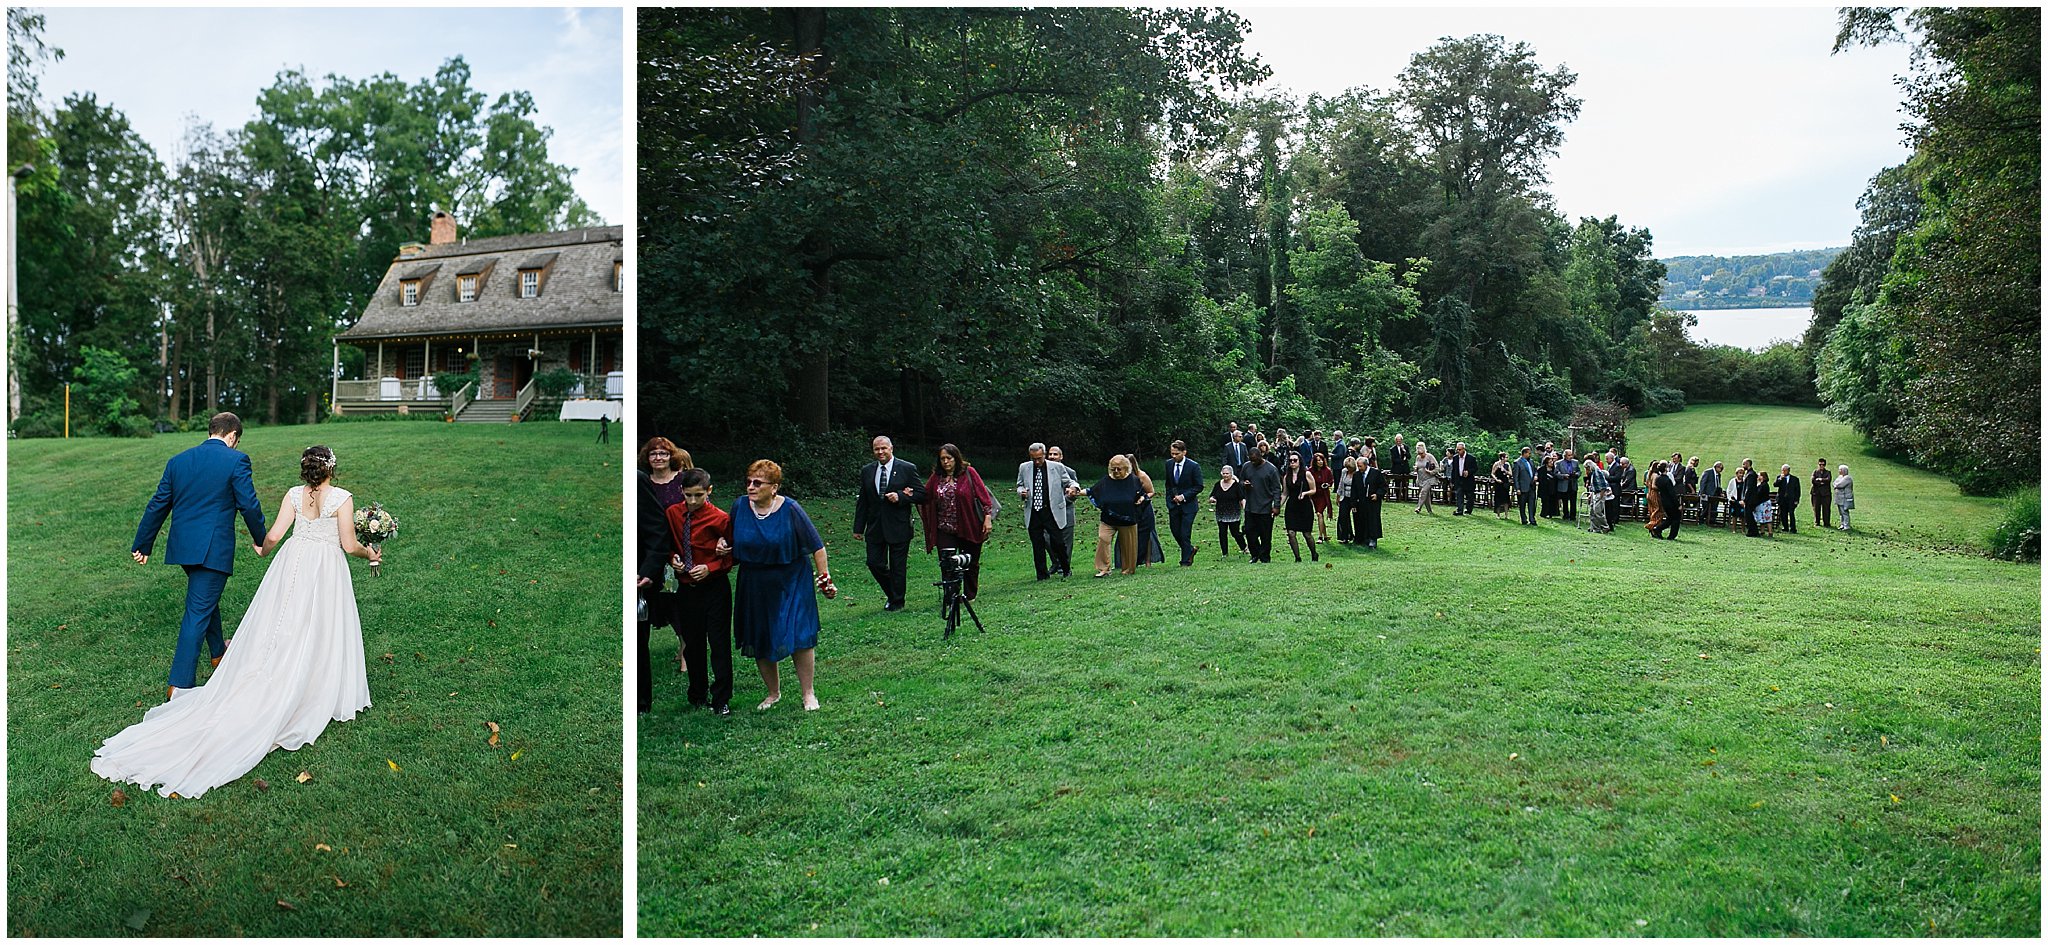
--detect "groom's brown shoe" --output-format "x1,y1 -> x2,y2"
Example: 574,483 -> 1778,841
167,686 -> 177,700
211,656 -> 222,669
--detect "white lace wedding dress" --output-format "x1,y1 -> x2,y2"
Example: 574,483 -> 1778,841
93,485 -> 373,798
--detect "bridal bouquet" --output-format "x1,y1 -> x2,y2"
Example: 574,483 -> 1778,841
354,502 -> 399,576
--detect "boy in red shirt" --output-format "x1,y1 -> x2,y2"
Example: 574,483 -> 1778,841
666,468 -> 734,715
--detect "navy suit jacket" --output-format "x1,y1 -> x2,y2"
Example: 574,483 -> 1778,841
133,438 -> 266,574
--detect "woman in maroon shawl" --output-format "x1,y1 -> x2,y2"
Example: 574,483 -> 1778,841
919,443 -> 997,601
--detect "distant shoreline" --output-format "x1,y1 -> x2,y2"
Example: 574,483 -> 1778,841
1660,301 -> 1813,312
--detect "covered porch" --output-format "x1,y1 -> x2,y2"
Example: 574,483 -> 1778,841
331,328 -> 623,420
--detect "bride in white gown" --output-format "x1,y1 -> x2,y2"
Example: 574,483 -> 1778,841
93,445 -> 380,798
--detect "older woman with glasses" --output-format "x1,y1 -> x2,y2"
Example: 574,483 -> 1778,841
722,459 -> 835,711
1086,454 -> 1143,577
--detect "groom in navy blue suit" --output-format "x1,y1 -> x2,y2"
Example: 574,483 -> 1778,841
131,412 -> 267,697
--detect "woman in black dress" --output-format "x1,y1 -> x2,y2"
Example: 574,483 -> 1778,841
1357,455 -> 1387,549
1537,454 -> 1559,518
1489,452 -> 1513,518
1281,451 -> 1320,562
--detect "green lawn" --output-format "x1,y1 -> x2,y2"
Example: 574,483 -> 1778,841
640,404 -> 2039,936
8,421 -> 622,936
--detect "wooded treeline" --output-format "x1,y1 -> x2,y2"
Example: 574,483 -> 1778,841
1659,248 -> 1841,308
642,7 -> 1812,461
6,11 -> 596,434
1809,7 -> 2039,494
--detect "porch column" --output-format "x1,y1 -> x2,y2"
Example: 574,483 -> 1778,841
589,330 -> 597,375
377,342 -> 385,378
330,341 -> 338,412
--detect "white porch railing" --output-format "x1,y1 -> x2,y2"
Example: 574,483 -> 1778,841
450,380 -> 476,418
513,376 -> 538,419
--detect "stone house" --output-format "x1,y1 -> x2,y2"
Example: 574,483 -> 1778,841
332,213 -> 623,420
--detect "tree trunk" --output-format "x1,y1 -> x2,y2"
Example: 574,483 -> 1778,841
303,389 -> 319,425
780,7 -> 833,435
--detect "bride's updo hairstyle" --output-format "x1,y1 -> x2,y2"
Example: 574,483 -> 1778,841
301,446 -> 338,488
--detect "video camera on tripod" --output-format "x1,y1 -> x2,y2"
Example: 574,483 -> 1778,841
932,548 -> 983,640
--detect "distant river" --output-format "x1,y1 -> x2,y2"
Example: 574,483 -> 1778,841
1671,307 -> 1813,351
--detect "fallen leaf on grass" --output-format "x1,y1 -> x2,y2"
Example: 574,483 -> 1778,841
296,771 -> 312,783
1306,826 -> 1315,838
489,732 -> 500,748
510,751 -> 522,761
276,900 -> 296,911
1880,735 -> 1888,747
332,876 -> 348,888
1890,793 -> 1901,805
387,760 -> 400,772
1508,753 -> 1520,761
315,843 -> 332,852
381,653 -> 394,663
110,789 -> 127,807
253,778 -> 269,791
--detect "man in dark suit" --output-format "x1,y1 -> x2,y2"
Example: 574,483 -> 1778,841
132,412 -> 267,700
1699,461 -> 1724,526
1810,458 -> 1832,528
1512,447 -> 1538,525
1448,442 -> 1478,515
1651,464 -> 1682,540
1220,430 -> 1249,472
1164,440 -> 1204,566
1387,435 -> 1412,502
853,435 -> 925,611
1775,464 -> 1801,533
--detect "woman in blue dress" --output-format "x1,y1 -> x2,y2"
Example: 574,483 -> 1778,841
1115,453 -> 1167,567
724,459 -> 835,711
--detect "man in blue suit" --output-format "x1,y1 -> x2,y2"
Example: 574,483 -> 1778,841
1163,440 -> 1204,567
1512,446 -> 1538,526
132,412 -> 267,698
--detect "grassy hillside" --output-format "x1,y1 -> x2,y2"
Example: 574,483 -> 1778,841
640,405 -> 2038,936
8,422 -> 623,936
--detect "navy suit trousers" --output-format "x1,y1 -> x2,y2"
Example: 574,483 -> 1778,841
172,564 -> 230,688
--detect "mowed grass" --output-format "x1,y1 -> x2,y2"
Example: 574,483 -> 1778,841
640,405 -> 2038,936
8,422 -> 623,936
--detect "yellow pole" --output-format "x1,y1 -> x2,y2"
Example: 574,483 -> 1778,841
63,383 -> 70,438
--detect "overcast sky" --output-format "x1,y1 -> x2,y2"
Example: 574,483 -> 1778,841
28,7 -> 624,228
1236,6 -> 1918,257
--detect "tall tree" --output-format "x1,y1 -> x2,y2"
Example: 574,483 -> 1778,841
1834,7 -> 2040,493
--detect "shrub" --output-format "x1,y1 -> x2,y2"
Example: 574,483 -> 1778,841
108,415 -> 155,438
752,426 -> 874,502
534,367 -> 581,398
1988,487 -> 2040,562
433,371 -> 479,399
323,410 -> 449,424
10,407 -> 63,439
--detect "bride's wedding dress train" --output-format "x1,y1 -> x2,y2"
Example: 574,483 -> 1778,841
93,485 -> 372,798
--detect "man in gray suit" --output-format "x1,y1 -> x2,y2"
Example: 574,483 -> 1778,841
1017,442 -> 1082,579
1512,446 -> 1538,525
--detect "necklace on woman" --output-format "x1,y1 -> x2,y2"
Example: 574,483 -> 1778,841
750,498 -> 776,519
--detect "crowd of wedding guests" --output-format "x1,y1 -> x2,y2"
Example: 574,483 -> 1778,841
636,424 -> 1860,716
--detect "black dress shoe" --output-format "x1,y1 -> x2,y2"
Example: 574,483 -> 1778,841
884,600 -> 905,611
712,703 -> 732,717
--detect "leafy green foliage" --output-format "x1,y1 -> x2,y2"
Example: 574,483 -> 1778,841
4,40 -> 595,428
1988,487 -> 2040,563
1660,248 -> 1841,308
71,347 -> 144,436
1825,7 -> 2040,494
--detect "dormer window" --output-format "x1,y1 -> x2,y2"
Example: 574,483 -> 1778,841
457,274 -> 478,302
513,252 -> 557,299
401,280 -> 421,306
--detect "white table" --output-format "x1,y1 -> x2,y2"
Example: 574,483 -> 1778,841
557,400 -> 622,422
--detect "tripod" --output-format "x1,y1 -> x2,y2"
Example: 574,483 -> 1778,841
935,559 -> 984,640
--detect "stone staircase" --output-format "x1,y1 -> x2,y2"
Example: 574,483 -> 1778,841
455,399 -> 520,423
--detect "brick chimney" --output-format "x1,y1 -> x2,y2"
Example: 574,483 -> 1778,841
429,211 -> 458,246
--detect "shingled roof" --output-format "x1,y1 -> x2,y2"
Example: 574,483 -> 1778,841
339,225 -> 623,341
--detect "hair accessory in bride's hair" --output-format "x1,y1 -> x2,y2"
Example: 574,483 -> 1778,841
305,446 -> 337,469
